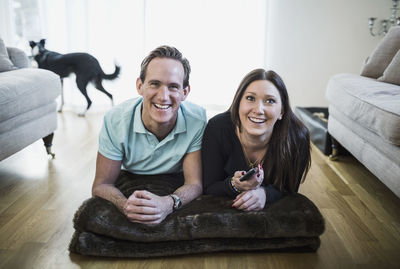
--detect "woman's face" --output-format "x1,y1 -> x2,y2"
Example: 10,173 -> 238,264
238,80 -> 283,140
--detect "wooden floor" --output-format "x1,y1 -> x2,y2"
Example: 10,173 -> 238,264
0,111 -> 399,269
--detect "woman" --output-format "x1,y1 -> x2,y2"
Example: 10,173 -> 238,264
202,68 -> 311,211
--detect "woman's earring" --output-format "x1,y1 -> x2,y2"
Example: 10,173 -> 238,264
279,116 -> 282,120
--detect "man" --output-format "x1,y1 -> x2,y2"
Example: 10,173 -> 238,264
92,46 -> 206,225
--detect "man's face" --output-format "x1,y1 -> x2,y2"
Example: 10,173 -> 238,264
137,57 -> 189,133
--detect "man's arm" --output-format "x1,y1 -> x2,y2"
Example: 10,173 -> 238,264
92,150 -> 202,225
126,150 -> 202,225
92,152 -> 125,212
174,149 -> 203,205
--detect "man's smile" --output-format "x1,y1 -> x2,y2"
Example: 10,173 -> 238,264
154,103 -> 171,110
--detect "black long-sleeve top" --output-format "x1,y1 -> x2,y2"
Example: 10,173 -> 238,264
201,111 -> 283,203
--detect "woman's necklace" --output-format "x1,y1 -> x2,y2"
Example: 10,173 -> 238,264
242,144 -> 265,168
238,130 -> 267,168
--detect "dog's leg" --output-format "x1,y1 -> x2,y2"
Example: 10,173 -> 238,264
94,77 -> 114,106
58,78 -> 64,113
76,77 -> 91,117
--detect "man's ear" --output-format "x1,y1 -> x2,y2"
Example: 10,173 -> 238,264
136,77 -> 144,96
181,85 -> 191,101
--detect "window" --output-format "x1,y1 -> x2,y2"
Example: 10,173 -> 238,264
6,0 -> 267,114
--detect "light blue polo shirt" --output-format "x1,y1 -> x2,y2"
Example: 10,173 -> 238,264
98,97 -> 207,174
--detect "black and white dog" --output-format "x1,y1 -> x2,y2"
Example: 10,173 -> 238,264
30,39 -> 120,116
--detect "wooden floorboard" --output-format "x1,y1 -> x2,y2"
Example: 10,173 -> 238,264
0,111 -> 399,269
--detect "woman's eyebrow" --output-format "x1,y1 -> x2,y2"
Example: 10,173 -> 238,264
245,91 -> 277,98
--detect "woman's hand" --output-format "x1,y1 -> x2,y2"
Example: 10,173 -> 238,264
232,164 -> 264,192
232,187 -> 267,211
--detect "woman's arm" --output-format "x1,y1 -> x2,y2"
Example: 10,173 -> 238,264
262,184 -> 283,204
201,121 -> 238,197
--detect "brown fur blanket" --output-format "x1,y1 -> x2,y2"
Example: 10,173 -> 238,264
69,171 -> 325,257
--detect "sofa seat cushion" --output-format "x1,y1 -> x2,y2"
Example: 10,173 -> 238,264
326,73 -> 400,145
0,68 -> 61,122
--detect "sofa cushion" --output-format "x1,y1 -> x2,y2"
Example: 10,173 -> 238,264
0,38 -> 17,72
361,26 -> 400,78
7,47 -> 30,68
326,73 -> 400,145
378,49 -> 400,85
0,68 -> 61,122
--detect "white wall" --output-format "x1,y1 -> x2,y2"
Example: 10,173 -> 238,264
265,0 -> 389,108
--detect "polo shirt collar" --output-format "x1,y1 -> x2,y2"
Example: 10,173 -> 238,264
133,100 -> 187,135
133,101 -> 147,134
174,107 -> 186,134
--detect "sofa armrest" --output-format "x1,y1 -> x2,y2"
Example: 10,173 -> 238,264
6,47 -> 30,68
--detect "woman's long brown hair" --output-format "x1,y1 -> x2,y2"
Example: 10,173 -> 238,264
229,69 -> 311,193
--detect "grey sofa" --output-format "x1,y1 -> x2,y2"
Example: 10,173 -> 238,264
325,27 -> 400,198
326,74 -> 400,198
0,41 -> 61,161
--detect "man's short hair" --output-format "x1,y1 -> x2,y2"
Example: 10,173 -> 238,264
140,46 -> 191,88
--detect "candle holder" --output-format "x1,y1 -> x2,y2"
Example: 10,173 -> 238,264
369,0 -> 400,36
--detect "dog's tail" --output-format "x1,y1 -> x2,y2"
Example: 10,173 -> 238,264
102,65 -> 121,80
